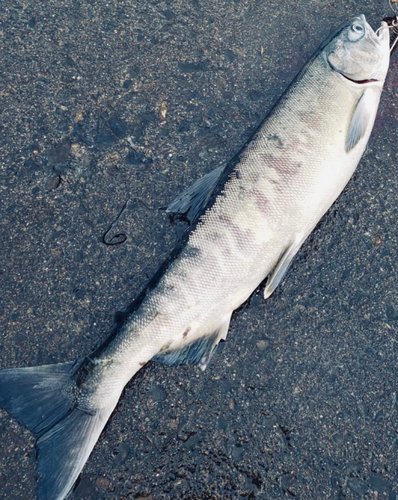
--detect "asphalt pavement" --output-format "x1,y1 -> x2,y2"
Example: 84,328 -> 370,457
0,1 -> 397,499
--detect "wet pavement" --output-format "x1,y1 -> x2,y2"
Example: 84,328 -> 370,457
1,1 -> 398,499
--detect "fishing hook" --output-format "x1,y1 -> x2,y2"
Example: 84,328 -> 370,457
376,17 -> 398,53
387,0 -> 398,52
102,201 -> 129,246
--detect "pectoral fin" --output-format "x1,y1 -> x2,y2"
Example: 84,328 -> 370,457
166,165 -> 224,223
264,232 -> 306,299
153,313 -> 231,371
346,89 -> 373,153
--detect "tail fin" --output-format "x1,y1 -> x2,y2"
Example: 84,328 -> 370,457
0,361 -> 114,500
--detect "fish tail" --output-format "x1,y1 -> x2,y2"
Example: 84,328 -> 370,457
0,360 -> 114,500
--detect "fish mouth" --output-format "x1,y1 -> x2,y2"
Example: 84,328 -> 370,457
338,73 -> 379,85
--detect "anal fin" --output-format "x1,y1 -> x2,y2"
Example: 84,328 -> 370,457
154,313 -> 231,371
264,232 -> 306,299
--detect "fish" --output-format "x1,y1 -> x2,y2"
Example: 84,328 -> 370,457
0,14 -> 391,500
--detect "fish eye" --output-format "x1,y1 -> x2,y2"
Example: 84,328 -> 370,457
348,22 -> 365,41
351,23 -> 364,33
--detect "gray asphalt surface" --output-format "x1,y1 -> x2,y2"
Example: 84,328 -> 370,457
1,1 -> 398,499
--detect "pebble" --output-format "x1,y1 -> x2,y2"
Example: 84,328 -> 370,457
104,152 -> 120,166
45,174 -> 61,191
256,340 -> 268,351
95,477 -> 110,489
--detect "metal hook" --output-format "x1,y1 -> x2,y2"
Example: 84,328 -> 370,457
388,16 -> 398,53
375,23 -> 391,37
392,20 -> 398,53
377,14 -> 398,54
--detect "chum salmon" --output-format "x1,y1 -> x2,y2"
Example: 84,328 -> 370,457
0,14 -> 391,500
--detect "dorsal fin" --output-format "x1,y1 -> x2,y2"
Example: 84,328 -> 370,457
166,166 -> 224,223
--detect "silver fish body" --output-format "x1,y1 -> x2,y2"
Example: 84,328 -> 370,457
0,15 -> 391,500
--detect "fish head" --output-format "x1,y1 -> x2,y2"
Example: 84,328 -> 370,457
325,15 -> 390,84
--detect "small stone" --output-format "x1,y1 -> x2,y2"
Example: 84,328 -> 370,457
159,101 -> 168,121
332,433 -> 346,445
104,152 -> 120,166
45,175 -> 61,191
216,75 -> 227,90
75,110 -> 84,122
256,340 -> 268,351
70,143 -> 86,158
95,477 -> 110,489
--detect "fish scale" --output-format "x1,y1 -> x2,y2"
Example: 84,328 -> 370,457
0,15 -> 391,500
